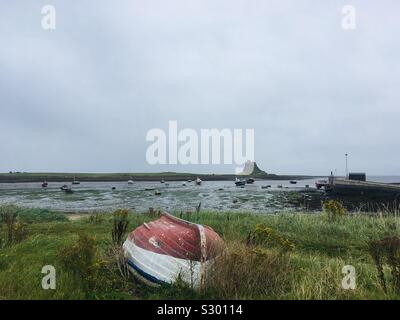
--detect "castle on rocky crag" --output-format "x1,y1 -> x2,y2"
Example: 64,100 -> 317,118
238,161 -> 267,176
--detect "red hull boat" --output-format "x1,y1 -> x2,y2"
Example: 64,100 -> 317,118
123,213 -> 224,288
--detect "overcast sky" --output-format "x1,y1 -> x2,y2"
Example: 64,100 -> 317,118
0,0 -> 399,175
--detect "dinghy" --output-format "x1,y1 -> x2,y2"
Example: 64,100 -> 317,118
123,213 -> 224,288
246,178 -> 255,184
234,178 -> 246,186
195,177 -> 202,185
60,184 -> 73,193
315,179 -> 328,190
64,188 -> 74,194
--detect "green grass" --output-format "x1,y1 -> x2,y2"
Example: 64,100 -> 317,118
12,207 -> 67,223
0,206 -> 399,300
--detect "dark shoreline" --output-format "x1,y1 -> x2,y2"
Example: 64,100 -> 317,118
0,172 -> 318,183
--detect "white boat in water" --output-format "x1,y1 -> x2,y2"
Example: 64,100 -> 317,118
72,174 -> 80,185
195,177 -> 202,185
235,177 -> 246,186
123,213 -> 224,288
128,180 -> 134,184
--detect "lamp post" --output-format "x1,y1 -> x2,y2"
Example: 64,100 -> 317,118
345,153 -> 348,178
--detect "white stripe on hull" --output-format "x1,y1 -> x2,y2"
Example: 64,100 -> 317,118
123,239 -> 212,287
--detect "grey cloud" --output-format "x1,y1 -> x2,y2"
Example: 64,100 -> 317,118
0,0 -> 399,175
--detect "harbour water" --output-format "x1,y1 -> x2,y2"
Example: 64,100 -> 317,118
1,176 -> 398,214
0,179 -> 322,213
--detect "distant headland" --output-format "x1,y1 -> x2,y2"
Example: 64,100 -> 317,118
0,162 -> 316,183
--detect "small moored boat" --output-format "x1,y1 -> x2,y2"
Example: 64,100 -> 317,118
195,177 -> 202,185
315,179 -> 328,190
246,178 -> 255,184
42,181 -> 48,188
123,213 -> 225,288
71,174 -> 80,185
234,178 -> 246,186
128,180 -> 134,185
290,180 -> 297,184
64,188 -> 74,194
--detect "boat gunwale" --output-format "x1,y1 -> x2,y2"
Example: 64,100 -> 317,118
161,212 -> 205,231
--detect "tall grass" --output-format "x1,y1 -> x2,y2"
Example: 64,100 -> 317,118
1,205 -> 400,299
206,242 -> 292,299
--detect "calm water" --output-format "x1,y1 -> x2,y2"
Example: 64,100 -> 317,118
1,176 -> 398,213
0,179 -> 322,213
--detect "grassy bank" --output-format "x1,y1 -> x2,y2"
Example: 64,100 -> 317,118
0,206 -> 399,300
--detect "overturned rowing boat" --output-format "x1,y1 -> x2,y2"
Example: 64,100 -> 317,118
123,213 -> 224,288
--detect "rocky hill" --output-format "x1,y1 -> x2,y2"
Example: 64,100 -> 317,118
239,161 -> 268,176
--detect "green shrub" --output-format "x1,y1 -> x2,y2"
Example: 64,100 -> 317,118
368,236 -> 400,293
58,234 -> 98,291
323,200 -> 347,222
11,221 -> 28,244
246,224 -> 295,252
0,205 -> 28,246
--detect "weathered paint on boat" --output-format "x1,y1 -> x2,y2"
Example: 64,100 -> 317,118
122,213 -> 224,288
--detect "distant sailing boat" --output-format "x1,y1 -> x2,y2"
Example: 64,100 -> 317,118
72,174 -> 80,185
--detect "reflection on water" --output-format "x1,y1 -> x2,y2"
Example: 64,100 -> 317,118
0,179 -> 323,213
